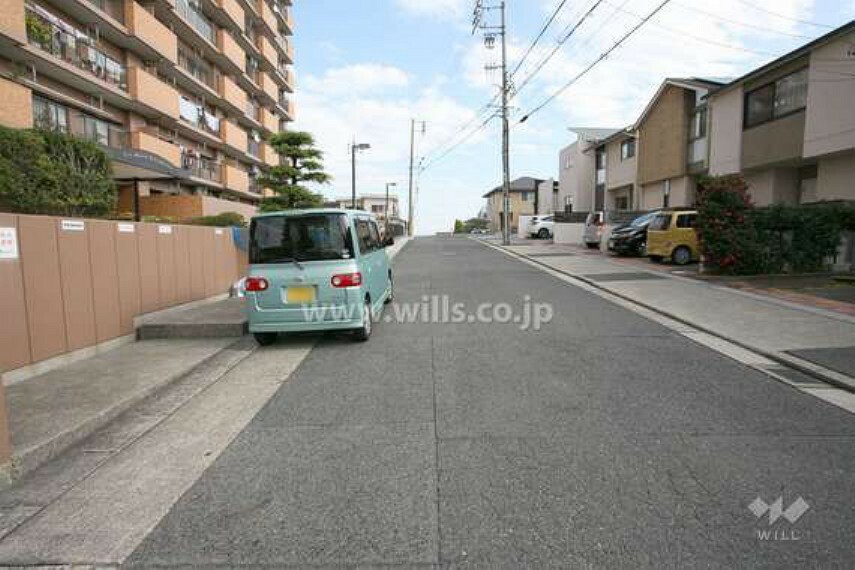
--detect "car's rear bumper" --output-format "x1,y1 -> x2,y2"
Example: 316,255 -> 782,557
248,298 -> 365,333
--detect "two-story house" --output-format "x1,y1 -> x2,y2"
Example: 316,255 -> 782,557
558,128 -> 620,215
601,128 -> 638,211
708,21 -> 855,205
483,176 -> 543,233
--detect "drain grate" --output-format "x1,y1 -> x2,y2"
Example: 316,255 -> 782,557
584,272 -> 666,282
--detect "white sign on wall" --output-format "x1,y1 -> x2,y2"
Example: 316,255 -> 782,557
118,223 -> 136,233
61,220 -> 85,232
215,229 -> 224,235
0,227 -> 18,260
158,225 -> 173,235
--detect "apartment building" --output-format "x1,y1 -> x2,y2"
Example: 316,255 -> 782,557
0,0 -> 295,221
558,128 -> 618,214
635,78 -> 723,210
483,176 -> 543,232
708,21 -> 855,206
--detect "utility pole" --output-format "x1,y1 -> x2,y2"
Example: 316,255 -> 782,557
473,0 -> 511,245
407,119 -> 425,237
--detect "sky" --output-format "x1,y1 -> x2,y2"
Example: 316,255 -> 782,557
291,0 -> 855,235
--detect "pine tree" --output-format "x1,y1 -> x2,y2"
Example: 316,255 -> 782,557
258,131 -> 331,212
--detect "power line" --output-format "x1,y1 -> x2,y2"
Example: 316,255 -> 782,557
420,112 -> 497,173
733,0 -> 835,29
519,0 -> 673,124
510,0 -> 570,77
672,1 -> 813,40
512,0 -> 606,97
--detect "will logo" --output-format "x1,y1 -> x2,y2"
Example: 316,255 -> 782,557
748,496 -> 810,525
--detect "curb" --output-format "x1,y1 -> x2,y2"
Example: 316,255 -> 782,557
476,237 -> 855,394
8,338 -> 254,481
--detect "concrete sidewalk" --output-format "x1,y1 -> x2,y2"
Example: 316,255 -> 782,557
486,238 -> 855,390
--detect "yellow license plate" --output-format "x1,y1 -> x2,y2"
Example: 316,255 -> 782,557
286,286 -> 315,304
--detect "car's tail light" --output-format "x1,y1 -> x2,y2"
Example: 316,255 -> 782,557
331,272 -> 362,288
245,277 -> 269,292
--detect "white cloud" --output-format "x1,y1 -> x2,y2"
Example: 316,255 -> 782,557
302,64 -> 410,96
393,0 -> 469,21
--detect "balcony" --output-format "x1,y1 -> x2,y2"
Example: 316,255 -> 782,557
84,0 -> 125,24
221,119 -> 247,152
131,130 -> 181,167
278,63 -> 294,91
217,28 -> 244,70
175,0 -> 216,44
258,71 -> 277,102
25,6 -> 127,90
215,0 -> 244,32
126,1 -> 177,64
279,94 -> 294,120
246,98 -> 261,123
248,174 -> 262,195
688,137 -> 709,173
182,152 -> 222,183
256,34 -> 277,67
257,0 -> 277,33
248,137 -> 260,158
274,34 -> 293,62
271,1 -> 293,33
178,46 -> 218,90
128,66 -> 180,120
218,74 -> 247,112
179,95 -> 221,135
2,0 -> 26,43
260,106 -> 278,132
261,142 -> 277,167
222,162 -> 249,193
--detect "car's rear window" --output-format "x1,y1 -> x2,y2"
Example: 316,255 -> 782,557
649,214 -> 672,231
250,214 -> 354,264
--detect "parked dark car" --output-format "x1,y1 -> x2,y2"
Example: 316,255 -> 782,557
607,211 -> 660,256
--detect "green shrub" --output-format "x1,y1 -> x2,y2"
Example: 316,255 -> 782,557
697,174 -> 851,275
188,212 -> 247,227
0,126 -> 116,217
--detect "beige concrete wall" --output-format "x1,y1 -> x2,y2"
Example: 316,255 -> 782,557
708,86 -> 743,175
0,76 -> 32,129
744,168 -> 800,206
638,85 -> 690,185
218,29 -> 244,70
742,111 -> 806,170
804,30 -> 855,159
559,141 -> 596,212
816,152 -> 855,201
640,176 -> 694,209
0,214 -> 246,376
606,137 -> 637,191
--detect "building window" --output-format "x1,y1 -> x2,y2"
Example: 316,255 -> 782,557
33,96 -> 68,133
614,196 -> 629,210
744,67 -> 808,128
690,107 -> 708,139
520,192 -> 532,202
82,115 -> 108,145
620,139 -> 636,160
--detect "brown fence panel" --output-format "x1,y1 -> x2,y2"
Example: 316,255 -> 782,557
173,225 -> 192,304
188,226 -> 206,299
0,214 -> 31,372
202,229 -> 217,298
56,220 -> 97,352
115,222 -> 142,336
88,220 -> 122,343
156,226 -> 177,308
18,216 -> 67,363
137,223 -> 160,314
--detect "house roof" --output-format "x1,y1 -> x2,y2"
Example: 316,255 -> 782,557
599,127 -> 636,146
482,176 -> 546,198
567,127 -> 622,143
710,20 -> 855,97
633,77 -> 727,128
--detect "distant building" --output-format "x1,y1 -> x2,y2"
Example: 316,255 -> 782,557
482,176 -> 544,232
326,194 -> 406,235
558,128 -> 620,214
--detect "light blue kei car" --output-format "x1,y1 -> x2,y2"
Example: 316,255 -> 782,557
245,209 -> 394,345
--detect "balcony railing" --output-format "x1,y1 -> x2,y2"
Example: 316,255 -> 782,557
178,47 -> 217,90
179,96 -> 221,135
176,0 -> 215,44
182,152 -> 222,182
83,0 -> 125,24
248,176 -> 262,195
25,6 -> 127,90
248,138 -> 260,157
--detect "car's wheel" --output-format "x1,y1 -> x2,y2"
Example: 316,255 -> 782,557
253,332 -> 277,346
538,228 -> 550,239
384,272 -> 394,304
672,246 -> 692,266
353,298 -> 372,342
585,242 -> 599,249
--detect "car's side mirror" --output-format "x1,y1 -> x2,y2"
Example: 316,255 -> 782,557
384,236 -> 395,247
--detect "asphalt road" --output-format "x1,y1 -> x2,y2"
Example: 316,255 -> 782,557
127,237 -> 855,568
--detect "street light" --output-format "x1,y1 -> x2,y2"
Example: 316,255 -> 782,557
385,182 -> 397,235
350,142 -> 371,210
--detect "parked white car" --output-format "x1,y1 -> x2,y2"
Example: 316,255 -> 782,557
530,216 -> 554,239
